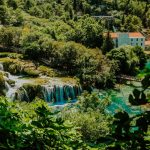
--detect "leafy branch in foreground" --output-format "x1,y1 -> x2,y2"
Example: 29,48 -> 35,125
0,98 -> 86,149
107,71 -> 150,150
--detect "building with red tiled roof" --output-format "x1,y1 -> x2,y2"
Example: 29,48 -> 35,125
128,32 -> 144,38
105,32 -> 145,48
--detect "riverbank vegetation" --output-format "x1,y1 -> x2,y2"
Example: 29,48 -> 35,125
0,0 -> 150,149
0,71 -> 149,149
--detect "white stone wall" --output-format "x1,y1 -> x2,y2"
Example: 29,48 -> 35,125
129,37 -> 145,48
118,33 -> 130,47
112,34 -> 145,49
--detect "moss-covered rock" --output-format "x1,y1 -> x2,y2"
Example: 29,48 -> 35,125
0,52 -> 23,59
0,72 -> 6,95
15,84 -> 41,102
38,65 -> 60,77
0,58 -> 59,78
23,68 -> 40,77
2,58 -> 23,74
7,79 -> 15,87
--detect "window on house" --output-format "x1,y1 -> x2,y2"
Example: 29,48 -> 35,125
141,39 -> 143,41
131,38 -> 133,41
141,43 -> 143,46
137,38 -> 138,41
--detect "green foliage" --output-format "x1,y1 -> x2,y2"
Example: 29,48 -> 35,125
121,15 -> 142,31
0,27 -> 22,47
0,97 -> 85,149
129,72 -> 150,105
38,65 -> 59,77
132,46 -> 147,69
7,0 -> 18,9
2,58 -> 40,77
102,32 -> 114,54
61,92 -> 112,144
23,68 -> 39,77
0,5 -> 8,24
107,45 -> 146,75
77,91 -> 110,113
22,34 -> 115,87
0,52 -> 23,59
70,16 -> 103,48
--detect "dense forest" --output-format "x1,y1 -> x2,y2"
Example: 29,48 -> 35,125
0,0 -> 150,149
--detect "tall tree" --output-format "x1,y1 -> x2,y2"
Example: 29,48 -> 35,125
102,31 -> 114,54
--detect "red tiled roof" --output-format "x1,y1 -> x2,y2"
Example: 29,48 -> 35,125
128,32 -> 144,38
109,33 -> 118,38
104,32 -> 118,38
104,32 -> 144,39
145,40 -> 150,46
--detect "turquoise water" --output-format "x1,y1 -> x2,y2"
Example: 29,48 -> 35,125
51,60 -> 150,114
138,59 -> 150,78
99,85 -> 142,115
145,60 -> 150,69
100,60 -> 150,115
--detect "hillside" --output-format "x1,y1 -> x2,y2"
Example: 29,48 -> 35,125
0,1 -> 150,150
0,0 -> 150,47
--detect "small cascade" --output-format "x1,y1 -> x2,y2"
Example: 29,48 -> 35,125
42,86 -> 54,102
59,86 -> 64,102
16,87 -> 30,102
41,84 -> 82,104
0,63 -> 4,71
0,62 -> 82,104
5,81 -> 11,90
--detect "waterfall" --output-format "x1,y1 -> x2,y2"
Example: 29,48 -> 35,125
0,63 -> 4,71
15,87 -> 30,102
54,86 -> 60,102
5,81 -> 11,90
41,84 -> 82,104
59,86 -> 64,102
0,62 -> 82,104
42,86 -> 54,102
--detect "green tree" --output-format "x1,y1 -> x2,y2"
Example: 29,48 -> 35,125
71,16 -> 103,48
0,98 -> 86,149
0,6 -> 8,24
122,15 -> 142,31
102,32 -> 114,54
7,0 -> 18,9
0,27 -> 21,47
107,45 -> 146,75
24,0 -> 35,10
61,92 -> 112,144
132,46 -> 147,69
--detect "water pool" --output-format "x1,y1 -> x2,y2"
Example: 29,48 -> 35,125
98,84 -> 142,115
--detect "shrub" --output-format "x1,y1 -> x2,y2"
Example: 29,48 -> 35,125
23,68 -> 39,77
0,97 -> 85,149
107,45 -> 146,75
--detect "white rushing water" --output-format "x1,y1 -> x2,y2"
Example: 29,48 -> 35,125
0,62 -> 34,99
0,62 -> 82,103
6,73 -> 31,99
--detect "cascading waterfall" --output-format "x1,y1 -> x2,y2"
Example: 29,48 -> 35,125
12,82 -> 82,104
0,63 -> 4,71
41,85 -> 82,104
16,87 -> 30,102
0,62 -> 82,104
